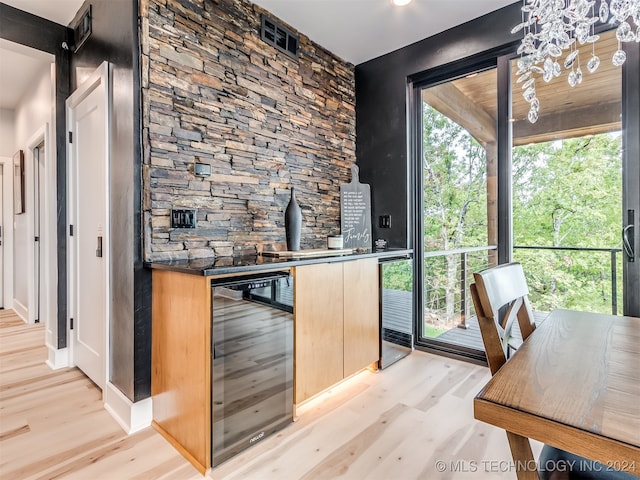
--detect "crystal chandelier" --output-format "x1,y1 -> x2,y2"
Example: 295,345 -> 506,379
513,0 -> 640,123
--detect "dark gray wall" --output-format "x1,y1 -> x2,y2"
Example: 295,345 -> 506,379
70,0 -> 150,402
355,3 -> 522,248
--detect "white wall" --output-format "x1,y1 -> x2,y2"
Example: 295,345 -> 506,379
0,156 -> 15,311
13,64 -> 53,320
0,109 -> 15,157
0,110 -> 15,309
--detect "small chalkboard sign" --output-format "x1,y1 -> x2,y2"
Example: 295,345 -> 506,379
340,165 -> 372,249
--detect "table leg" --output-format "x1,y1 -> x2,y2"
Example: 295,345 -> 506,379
506,431 -> 540,480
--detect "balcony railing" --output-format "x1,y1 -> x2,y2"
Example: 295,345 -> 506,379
423,245 -> 497,335
513,245 -> 623,315
422,244 -> 622,345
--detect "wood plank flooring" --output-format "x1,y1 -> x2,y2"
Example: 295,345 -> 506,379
0,309 -> 540,479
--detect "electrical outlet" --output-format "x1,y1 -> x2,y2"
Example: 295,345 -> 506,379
379,215 -> 391,228
171,209 -> 197,228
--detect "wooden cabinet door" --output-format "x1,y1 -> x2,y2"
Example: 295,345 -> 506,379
294,262 -> 344,403
343,258 -> 380,377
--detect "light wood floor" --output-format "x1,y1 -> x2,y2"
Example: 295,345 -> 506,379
0,309 -> 539,479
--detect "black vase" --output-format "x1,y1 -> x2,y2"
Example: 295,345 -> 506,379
285,187 -> 302,251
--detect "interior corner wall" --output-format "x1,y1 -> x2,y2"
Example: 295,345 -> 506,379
354,3 -> 522,249
70,0 -> 149,402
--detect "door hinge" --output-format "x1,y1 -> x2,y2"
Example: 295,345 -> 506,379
35,236 -> 40,242
68,131 -> 73,143
70,318 -> 74,330
69,225 -> 74,236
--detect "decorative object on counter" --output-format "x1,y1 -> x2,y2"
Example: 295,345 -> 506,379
375,239 -> 388,250
340,165 -> 372,250
327,234 -> 344,250
285,186 -> 302,251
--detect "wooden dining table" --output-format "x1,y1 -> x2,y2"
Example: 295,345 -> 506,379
474,308 -> 640,479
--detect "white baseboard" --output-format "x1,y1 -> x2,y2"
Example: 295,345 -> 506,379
13,299 -> 28,322
45,345 -> 69,370
104,382 -> 152,434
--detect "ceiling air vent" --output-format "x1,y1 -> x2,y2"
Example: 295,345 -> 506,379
260,15 -> 299,58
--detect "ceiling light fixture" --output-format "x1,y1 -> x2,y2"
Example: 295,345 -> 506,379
513,0 -> 640,124
392,0 -> 412,6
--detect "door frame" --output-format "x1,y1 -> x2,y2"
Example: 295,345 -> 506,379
408,52 -> 505,364
25,125 -> 53,327
66,61 -> 111,388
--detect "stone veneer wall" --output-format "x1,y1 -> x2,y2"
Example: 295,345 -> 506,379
140,0 -> 356,260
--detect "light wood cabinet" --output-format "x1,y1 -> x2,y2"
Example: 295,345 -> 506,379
343,259 -> 380,377
293,262 -> 344,403
151,269 -> 211,474
293,258 -> 380,404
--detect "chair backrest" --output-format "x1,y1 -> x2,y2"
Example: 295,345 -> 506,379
470,262 -> 536,375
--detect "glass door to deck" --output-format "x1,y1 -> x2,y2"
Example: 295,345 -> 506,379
414,66 -> 497,361
411,32 -> 640,363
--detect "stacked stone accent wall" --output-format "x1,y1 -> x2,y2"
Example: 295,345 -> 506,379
140,0 -> 356,260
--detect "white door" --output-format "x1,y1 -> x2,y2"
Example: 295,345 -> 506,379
67,63 -> 109,390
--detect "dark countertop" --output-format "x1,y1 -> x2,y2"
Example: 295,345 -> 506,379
144,248 -> 413,276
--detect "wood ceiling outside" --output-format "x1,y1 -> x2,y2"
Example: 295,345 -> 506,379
425,29 -> 622,146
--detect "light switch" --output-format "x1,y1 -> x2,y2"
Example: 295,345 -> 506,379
194,163 -> 211,177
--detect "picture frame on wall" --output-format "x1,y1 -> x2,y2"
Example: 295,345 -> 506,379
13,149 -> 25,215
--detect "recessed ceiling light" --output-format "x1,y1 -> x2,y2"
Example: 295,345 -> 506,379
392,0 -> 412,6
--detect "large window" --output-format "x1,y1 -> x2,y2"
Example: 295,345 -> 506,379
416,67 -> 497,359
412,29 -> 630,363
511,29 -> 623,315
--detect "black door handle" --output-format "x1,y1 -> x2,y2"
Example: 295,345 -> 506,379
96,236 -> 103,258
